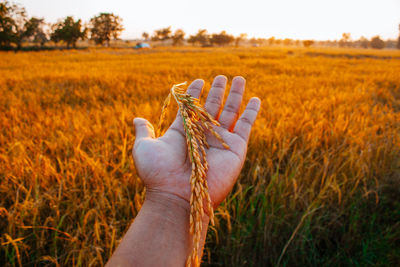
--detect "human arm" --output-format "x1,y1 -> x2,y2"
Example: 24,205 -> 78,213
106,75 -> 261,266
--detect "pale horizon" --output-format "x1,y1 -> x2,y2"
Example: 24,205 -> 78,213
15,0 -> 400,41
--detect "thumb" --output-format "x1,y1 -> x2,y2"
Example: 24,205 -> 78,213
133,118 -> 155,140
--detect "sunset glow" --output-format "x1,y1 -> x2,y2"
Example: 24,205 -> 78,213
17,0 -> 400,40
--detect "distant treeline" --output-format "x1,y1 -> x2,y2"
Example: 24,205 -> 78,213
0,1 -> 123,50
143,28 -> 400,50
1,1 -> 400,50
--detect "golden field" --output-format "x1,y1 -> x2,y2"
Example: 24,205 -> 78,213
1,47 -> 400,266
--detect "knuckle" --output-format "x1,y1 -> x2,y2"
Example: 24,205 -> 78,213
212,83 -> 226,90
224,103 -> 238,113
188,87 -> 201,95
240,116 -> 253,126
207,96 -> 222,105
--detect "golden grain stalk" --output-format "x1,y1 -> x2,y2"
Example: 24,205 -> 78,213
158,82 -> 229,267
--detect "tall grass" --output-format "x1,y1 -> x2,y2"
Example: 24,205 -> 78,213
1,47 -> 399,266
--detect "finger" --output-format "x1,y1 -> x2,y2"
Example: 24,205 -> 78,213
186,79 -> 204,99
167,79 -> 204,135
218,76 -> 245,130
233,97 -> 261,142
204,75 -> 227,118
134,118 -> 155,140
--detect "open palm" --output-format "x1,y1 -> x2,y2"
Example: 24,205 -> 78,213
133,75 -> 260,207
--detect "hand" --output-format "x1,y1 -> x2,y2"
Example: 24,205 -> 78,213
133,75 -> 261,208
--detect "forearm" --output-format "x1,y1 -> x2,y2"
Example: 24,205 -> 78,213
106,191 -> 209,267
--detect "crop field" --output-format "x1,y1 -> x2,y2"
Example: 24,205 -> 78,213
1,47 -> 400,266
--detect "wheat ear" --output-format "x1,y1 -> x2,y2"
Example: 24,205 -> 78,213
157,82 -> 229,267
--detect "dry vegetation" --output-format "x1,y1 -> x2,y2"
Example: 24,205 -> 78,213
1,47 -> 400,266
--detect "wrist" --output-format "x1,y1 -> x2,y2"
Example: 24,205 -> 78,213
144,190 -> 210,225
145,190 -> 190,213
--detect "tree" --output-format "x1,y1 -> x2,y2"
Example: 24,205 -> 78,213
370,36 -> 385,49
0,0 -> 14,47
234,33 -> 247,47
267,36 -> 275,46
89,13 -> 123,47
8,2 -> 28,49
0,1 -> 33,50
339,32 -> 351,47
0,1 -> 49,49
283,38 -> 293,46
358,36 -> 369,49
302,40 -> 314,48
172,29 -> 185,46
397,24 -> 400,50
188,29 -> 209,46
210,31 -> 234,46
142,32 -> 149,41
151,26 -> 171,41
51,16 -> 86,48
249,37 -> 258,47
24,17 -> 47,47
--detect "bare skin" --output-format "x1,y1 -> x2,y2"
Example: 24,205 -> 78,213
107,75 -> 261,267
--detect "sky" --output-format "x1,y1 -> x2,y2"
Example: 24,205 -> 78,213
16,0 -> 400,40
